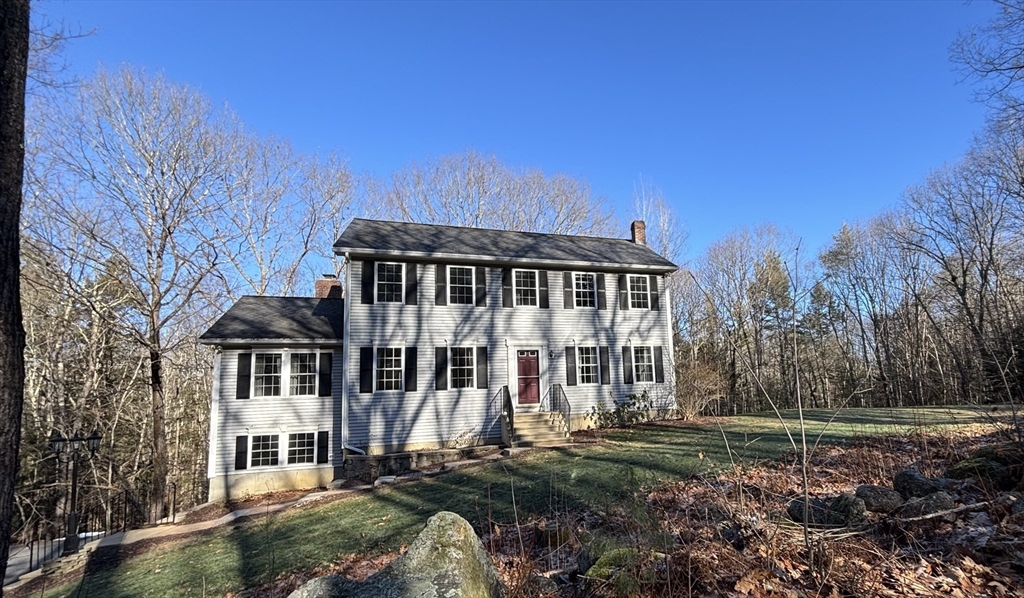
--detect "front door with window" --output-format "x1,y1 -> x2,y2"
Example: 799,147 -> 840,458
517,350 -> 540,405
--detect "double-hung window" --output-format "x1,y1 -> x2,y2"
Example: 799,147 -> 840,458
578,346 -> 600,385
376,347 -> 403,391
515,270 -> 538,306
633,346 -> 655,383
287,432 -> 315,464
290,353 -> 317,396
574,273 -> 596,308
254,354 -> 283,397
450,347 -> 475,388
629,275 -> 650,309
251,434 -> 279,467
376,263 -> 404,302
449,266 -> 475,305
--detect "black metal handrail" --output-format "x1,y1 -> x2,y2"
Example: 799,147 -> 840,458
550,383 -> 572,434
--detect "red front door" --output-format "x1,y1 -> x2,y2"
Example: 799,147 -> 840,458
517,350 -> 540,404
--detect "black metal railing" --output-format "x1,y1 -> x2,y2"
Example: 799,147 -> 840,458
9,482 -> 178,581
550,383 -> 572,435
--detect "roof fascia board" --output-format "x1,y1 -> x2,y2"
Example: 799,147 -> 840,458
332,247 -> 676,273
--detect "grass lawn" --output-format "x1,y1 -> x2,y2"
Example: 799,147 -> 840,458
37,405 -> 997,597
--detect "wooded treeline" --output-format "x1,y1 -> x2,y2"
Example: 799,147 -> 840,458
14,0 -> 1024,548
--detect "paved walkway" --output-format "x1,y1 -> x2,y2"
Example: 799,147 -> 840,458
3,448 -> 513,591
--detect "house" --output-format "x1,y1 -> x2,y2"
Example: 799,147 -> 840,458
200,218 -> 678,500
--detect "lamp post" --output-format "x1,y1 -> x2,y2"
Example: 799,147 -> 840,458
50,430 -> 102,556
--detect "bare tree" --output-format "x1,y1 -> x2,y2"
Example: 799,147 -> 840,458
370,150 -> 616,236
0,0 -> 29,589
952,0 -> 1024,123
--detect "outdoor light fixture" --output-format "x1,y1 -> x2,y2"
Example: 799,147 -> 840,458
50,430 -> 102,555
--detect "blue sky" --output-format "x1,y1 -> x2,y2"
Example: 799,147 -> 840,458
39,0 -> 995,261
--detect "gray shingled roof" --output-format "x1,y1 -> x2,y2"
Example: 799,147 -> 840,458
200,297 -> 344,342
333,219 -> 677,272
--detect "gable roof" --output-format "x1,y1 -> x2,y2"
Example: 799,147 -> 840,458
200,296 -> 344,343
333,219 -> 677,273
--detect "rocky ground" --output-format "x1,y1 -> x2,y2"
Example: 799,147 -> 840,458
249,421 -> 1024,597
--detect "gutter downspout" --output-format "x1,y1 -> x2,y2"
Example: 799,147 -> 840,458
339,252 -> 366,457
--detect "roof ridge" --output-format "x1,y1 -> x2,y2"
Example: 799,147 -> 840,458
348,217 -> 635,244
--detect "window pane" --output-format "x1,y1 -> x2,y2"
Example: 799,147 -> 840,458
290,353 -> 317,395
376,347 -> 403,390
633,347 -> 654,383
574,273 -> 596,307
377,263 -> 404,302
578,346 -> 599,385
449,266 -> 474,304
287,432 -> 315,464
251,435 -> 279,467
515,270 -> 537,306
254,354 -> 282,397
451,347 -> 475,388
629,275 -> 650,309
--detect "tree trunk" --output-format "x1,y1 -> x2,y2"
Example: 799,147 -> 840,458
149,342 -> 168,520
0,0 -> 29,591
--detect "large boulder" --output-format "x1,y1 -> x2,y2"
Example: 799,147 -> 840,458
288,511 -> 507,598
899,491 -> 955,518
893,469 -> 941,499
856,485 -> 905,513
945,458 -> 1015,490
787,493 -> 866,527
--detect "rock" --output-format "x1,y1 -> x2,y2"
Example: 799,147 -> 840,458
576,548 -> 594,575
588,547 -> 640,581
970,442 -> 1024,466
893,469 -> 940,499
899,491 -> 955,518
945,458 -> 1015,490
527,572 -> 560,594
288,511 -> 507,598
787,493 -> 866,527
856,485 -> 905,513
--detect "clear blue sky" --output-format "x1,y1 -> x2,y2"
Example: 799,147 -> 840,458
39,0 -> 995,261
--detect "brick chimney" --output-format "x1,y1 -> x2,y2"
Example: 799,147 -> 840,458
314,274 -> 343,299
631,220 -> 647,246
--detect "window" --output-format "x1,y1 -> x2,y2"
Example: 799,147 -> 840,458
449,266 -> 474,305
574,273 -> 596,308
251,435 -> 279,467
515,270 -> 538,306
290,353 -> 317,395
633,346 -> 654,383
376,262 -> 404,302
629,275 -> 650,309
254,354 -> 282,397
287,432 -> 315,464
450,347 -> 475,389
578,346 -> 600,385
376,348 -> 403,391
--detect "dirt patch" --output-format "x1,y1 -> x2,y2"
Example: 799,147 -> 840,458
180,489 -> 319,525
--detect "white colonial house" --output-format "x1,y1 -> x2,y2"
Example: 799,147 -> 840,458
200,219 -> 677,500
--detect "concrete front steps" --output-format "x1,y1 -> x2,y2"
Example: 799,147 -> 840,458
513,411 -> 571,447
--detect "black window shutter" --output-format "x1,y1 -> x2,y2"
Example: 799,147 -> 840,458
435,347 -> 448,390
654,346 -> 665,383
563,271 -> 574,309
316,431 -> 329,464
538,270 -> 549,309
596,274 -> 607,310
405,346 -> 418,392
650,275 -> 660,311
405,263 -> 418,305
361,261 -> 375,304
359,347 -> 373,393
565,346 -> 577,386
318,352 -> 332,397
476,346 -> 488,389
599,347 -> 610,385
501,268 -> 513,307
234,436 -> 248,470
435,264 -> 447,306
475,266 -> 486,307
236,352 -> 252,399
622,346 -> 634,385
618,274 -> 629,310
